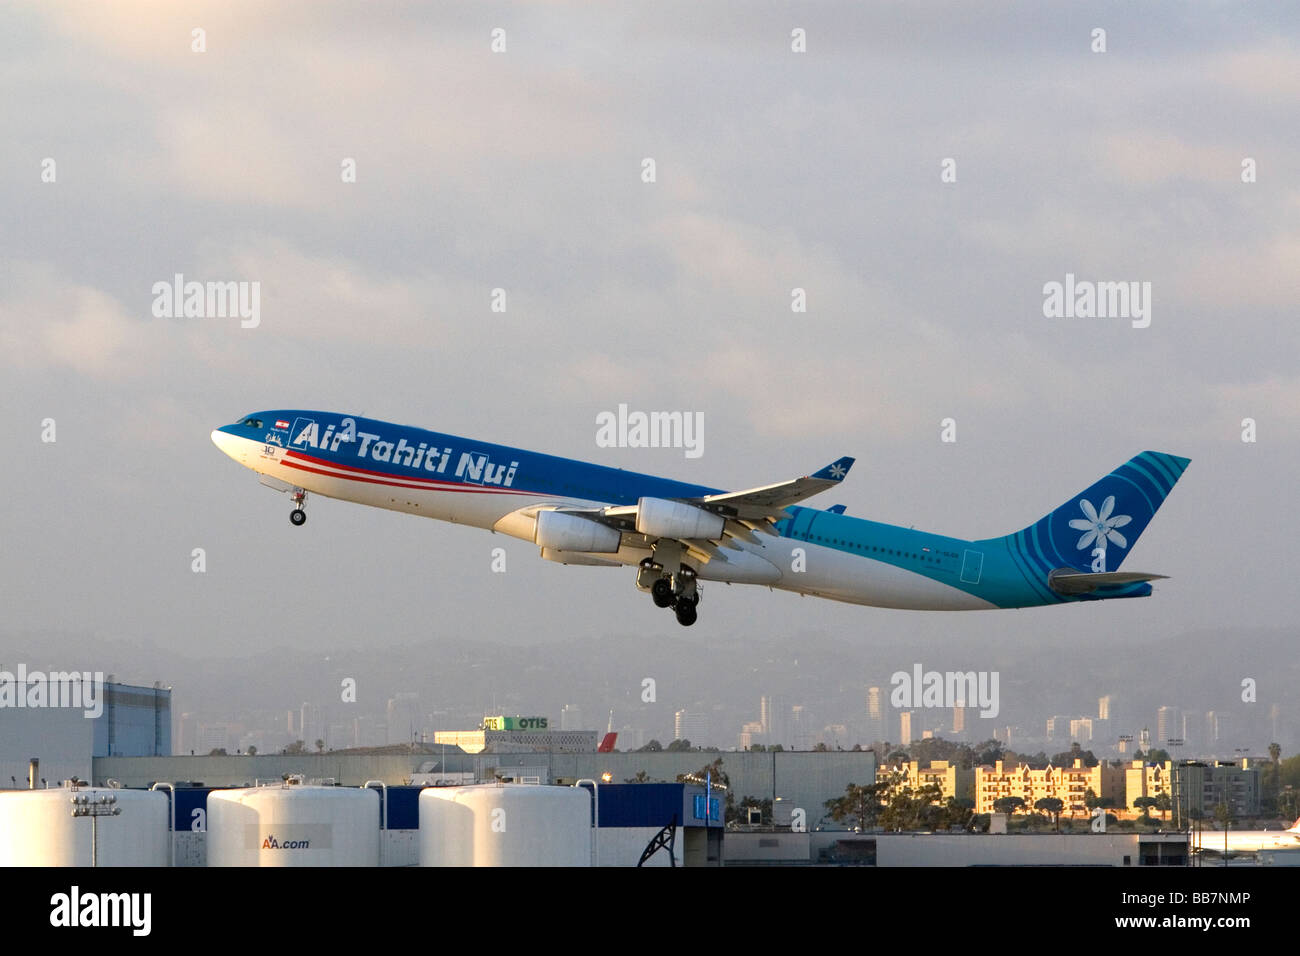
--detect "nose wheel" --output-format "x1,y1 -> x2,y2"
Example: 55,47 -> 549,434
289,489 -> 308,526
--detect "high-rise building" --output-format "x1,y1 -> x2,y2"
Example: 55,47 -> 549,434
1046,715 -> 1074,740
899,711 -> 913,746
1070,718 -> 1093,743
197,723 -> 232,754
176,712 -> 198,755
1098,695 -> 1111,721
866,686 -> 885,745
1207,711 -> 1231,749
952,705 -> 967,737
560,704 -> 584,731
674,708 -> 706,746
760,696 -> 772,736
1156,706 -> 1182,745
790,705 -> 814,751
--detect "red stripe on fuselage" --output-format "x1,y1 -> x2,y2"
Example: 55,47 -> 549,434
279,452 -> 537,496
286,448 -> 458,485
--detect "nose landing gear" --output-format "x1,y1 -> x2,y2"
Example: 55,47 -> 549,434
289,489 -> 308,526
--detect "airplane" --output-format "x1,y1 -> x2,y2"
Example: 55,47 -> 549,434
1192,817 -> 1300,857
211,410 -> 1190,626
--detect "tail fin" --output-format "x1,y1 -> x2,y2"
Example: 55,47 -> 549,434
1288,817 -> 1300,833
998,451 -> 1190,575
597,732 -> 618,753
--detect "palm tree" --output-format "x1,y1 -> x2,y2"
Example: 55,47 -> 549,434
1270,743 -> 1282,804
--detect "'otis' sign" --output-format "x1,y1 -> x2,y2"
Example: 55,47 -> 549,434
484,716 -> 549,731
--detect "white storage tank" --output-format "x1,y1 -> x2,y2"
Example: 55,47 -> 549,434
419,784 -> 591,866
0,787 -> 170,867
207,782 -> 380,867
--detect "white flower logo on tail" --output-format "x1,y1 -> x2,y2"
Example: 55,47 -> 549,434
1069,496 -> 1131,551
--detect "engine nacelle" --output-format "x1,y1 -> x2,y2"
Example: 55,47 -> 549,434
635,497 -> 724,540
534,509 -> 622,553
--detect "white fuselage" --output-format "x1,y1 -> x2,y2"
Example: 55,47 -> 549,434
1192,827 -> 1300,854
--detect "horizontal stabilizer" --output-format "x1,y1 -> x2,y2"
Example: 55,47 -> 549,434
1048,569 -> 1168,595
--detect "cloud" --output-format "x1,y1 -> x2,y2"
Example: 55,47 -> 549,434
0,262 -> 143,378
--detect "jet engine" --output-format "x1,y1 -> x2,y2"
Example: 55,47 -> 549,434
634,497 -> 724,540
533,509 -> 622,553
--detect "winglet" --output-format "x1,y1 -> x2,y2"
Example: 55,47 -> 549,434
812,457 -> 855,482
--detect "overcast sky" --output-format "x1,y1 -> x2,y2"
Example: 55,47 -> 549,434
2,2 -> 1297,700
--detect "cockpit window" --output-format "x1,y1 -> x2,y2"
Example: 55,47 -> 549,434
241,417 -> 264,428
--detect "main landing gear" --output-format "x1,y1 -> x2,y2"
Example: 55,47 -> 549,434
638,555 -> 700,627
289,488 -> 308,526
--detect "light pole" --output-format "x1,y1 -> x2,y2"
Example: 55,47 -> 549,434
71,792 -> 120,867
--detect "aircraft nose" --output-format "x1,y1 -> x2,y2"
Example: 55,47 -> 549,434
211,428 -> 246,462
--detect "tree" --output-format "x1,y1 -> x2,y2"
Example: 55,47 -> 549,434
1035,797 -> 1065,831
666,738 -> 693,752
1020,751 -> 1050,770
1279,787 -> 1300,822
1133,796 -> 1157,822
314,738 -> 325,753
1154,792 -> 1172,820
207,748 -> 228,756
283,740 -> 306,755
637,739 -> 663,752
825,781 -> 888,830
972,739 -> 1004,766
1213,800 -> 1235,829
1050,743 -> 1099,768
678,757 -> 731,818
812,742 -> 830,752
731,796 -> 773,825
247,745 -> 258,756
678,757 -> 728,787
1084,788 -> 1100,812
993,796 -> 1025,818
942,797 -> 976,831
625,770 -> 651,783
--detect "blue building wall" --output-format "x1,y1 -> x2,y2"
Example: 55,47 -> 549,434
93,683 -> 171,757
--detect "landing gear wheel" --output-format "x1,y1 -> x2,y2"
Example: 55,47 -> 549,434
674,599 -> 698,627
651,578 -> 675,608
290,508 -> 307,526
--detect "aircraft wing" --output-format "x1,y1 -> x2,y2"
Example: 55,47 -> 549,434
590,456 -> 855,562
686,456 -> 857,520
